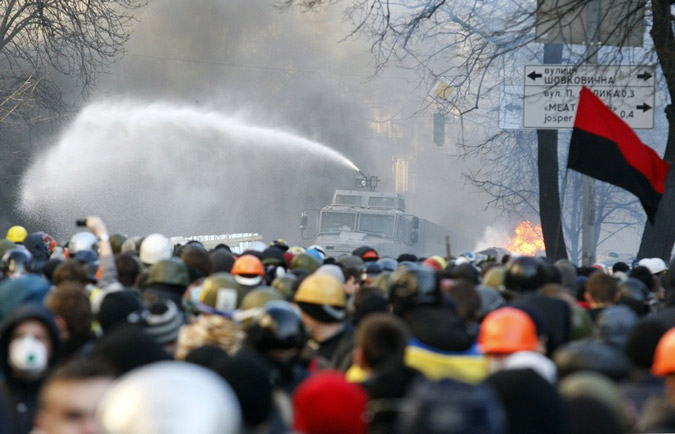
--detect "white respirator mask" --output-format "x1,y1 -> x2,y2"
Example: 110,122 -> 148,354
8,335 -> 48,378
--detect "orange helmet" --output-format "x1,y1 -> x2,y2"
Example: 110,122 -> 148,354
231,254 -> 265,287
422,255 -> 447,271
478,307 -> 539,355
652,328 -> 675,376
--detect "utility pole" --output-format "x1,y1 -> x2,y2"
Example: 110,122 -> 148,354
581,0 -> 601,266
537,43 -> 568,260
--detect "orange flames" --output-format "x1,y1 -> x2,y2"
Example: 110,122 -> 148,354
506,221 -> 545,256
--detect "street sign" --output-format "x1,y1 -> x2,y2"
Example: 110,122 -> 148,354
535,0 -> 645,48
523,65 -> 655,129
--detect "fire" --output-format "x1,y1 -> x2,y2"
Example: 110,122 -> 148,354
506,221 -> 545,256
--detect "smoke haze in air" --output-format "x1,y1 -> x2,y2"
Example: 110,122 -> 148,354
19,0 -> 501,251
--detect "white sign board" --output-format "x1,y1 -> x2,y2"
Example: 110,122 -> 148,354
523,65 -> 655,129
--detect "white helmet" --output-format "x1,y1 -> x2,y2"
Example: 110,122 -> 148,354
69,231 -> 98,254
307,245 -> 326,261
97,361 -> 241,434
139,234 -> 172,265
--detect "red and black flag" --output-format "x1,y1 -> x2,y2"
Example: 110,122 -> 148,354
567,86 -> 670,223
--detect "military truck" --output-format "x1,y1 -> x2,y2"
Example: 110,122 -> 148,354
301,189 -> 453,258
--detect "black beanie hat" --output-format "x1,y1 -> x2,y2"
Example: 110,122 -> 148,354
213,353 -> 272,427
98,290 -> 143,334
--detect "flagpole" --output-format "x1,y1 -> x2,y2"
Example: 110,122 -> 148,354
581,0 -> 601,267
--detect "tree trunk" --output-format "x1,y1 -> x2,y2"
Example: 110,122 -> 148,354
638,0 -> 675,260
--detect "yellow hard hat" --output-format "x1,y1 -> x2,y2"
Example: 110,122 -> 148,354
294,274 -> 345,307
6,226 -> 27,243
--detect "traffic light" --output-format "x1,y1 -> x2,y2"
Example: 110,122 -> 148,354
433,112 -> 445,146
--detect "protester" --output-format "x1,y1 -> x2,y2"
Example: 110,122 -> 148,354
293,371 -> 369,434
33,358 -> 116,434
0,304 -> 61,434
351,313 -> 422,434
1,216 -> 673,434
293,274 -> 353,371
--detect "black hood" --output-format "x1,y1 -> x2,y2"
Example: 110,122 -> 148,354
0,303 -> 61,380
21,234 -> 50,273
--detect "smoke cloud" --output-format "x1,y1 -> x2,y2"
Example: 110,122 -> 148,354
18,0 -> 501,251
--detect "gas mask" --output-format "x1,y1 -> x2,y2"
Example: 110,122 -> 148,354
8,335 -> 48,378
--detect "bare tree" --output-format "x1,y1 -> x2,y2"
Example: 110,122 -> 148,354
0,0 -> 146,93
0,0 -> 146,228
284,0 -> 675,261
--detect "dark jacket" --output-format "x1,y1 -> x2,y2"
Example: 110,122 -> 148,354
0,304 -> 61,434
314,322 -> 355,372
362,363 -> 422,434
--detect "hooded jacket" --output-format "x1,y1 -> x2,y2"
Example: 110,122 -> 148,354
21,234 -> 49,274
0,304 -> 61,434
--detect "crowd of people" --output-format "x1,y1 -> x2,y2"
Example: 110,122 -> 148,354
0,216 -> 674,433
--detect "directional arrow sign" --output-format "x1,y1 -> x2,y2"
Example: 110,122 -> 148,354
523,64 -> 656,129
637,71 -> 652,81
528,71 -> 543,81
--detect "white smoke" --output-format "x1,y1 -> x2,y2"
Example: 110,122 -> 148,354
473,225 -> 512,251
19,100 -> 357,241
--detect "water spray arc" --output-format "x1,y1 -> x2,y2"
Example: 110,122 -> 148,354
20,100 -> 360,240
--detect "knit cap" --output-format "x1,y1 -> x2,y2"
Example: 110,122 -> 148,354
293,372 -> 369,434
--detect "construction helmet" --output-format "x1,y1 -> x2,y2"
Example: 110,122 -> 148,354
478,307 -> 539,355
0,239 -> 17,258
294,274 -> 346,308
109,233 -> 128,254
377,257 -> 398,272
68,231 -> 98,254
504,256 -> 548,293
240,287 -> 284,311
97,361 -> 241,434
145,258 -> 190,288
231,255 -> 265,287
261,247 -> 286,267
199,272 -> 246,312
2,247 -> 33,278
269,239 -> 289,252
423,255 -> 447,271
139,234 -> 172,265
388,264 -> 438,316
271,275 -> 297,299
483,266 -> 506,290
652,328 -> 675,376
290,253 -> 321,273
353,246 -> 379,262
6,225 -> 28,243
289,246 -> 306,255
247,300 -> 306,353
307,244 -> 326,257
